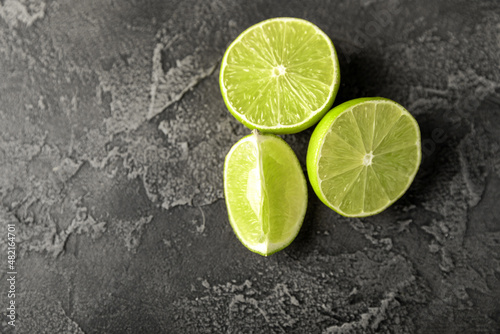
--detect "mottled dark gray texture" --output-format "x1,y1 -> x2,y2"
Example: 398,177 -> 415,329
0,0 -> 499,333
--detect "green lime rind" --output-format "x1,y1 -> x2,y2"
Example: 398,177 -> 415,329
224,131 -> 307,256
220,17 -> 340,134
306,97 -> 421,217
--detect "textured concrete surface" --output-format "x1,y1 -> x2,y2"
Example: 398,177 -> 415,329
0,0 -> 499,333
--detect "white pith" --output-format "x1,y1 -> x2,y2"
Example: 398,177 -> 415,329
272,64 -> 287,77
363,152 -> 374,166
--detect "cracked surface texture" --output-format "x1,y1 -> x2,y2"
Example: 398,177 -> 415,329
0,0 -> 499,333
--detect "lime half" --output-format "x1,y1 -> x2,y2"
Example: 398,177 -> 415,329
220,17 -> 340,134
307,98 -> 421,217
224,131 -> 307,255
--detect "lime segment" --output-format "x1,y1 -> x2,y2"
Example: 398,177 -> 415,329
220,17 -> 340,134
307,98 -> 421,217
224,131 -> 307,255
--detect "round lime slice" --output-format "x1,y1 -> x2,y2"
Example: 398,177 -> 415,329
307,98 -> 421,217
224,130 -> 307,255
220,17 -> 340,134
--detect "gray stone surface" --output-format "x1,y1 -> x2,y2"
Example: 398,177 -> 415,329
0,0 -> 499,332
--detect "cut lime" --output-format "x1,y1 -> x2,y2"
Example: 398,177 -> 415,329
220,17 -> 340,134
307,98 -> 421,217
224,130 -> 307,255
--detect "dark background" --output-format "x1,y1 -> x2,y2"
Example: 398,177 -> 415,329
1,0 -> 499,333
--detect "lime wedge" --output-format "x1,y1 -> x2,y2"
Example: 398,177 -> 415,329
307,98 -> 421,217
224,130 -> 307,255
220,17 -> 340,134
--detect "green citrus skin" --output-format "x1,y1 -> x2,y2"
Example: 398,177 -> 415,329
219,17 -> 340,134
306,97 -> 422,217
224,131 -> 307,256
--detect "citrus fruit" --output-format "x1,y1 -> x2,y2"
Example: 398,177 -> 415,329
220,17 -> 340,134
224,130 -> 307,255
307,98 -> 421,217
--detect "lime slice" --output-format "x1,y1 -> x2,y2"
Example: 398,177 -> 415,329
220,17 -> 340,134
224,130 -> 307,255
307,98 -> 421,217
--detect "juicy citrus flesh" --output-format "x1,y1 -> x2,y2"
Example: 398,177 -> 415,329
220,17 -> 340,134
224,131 -> 307,255
307,98 -> 421,217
